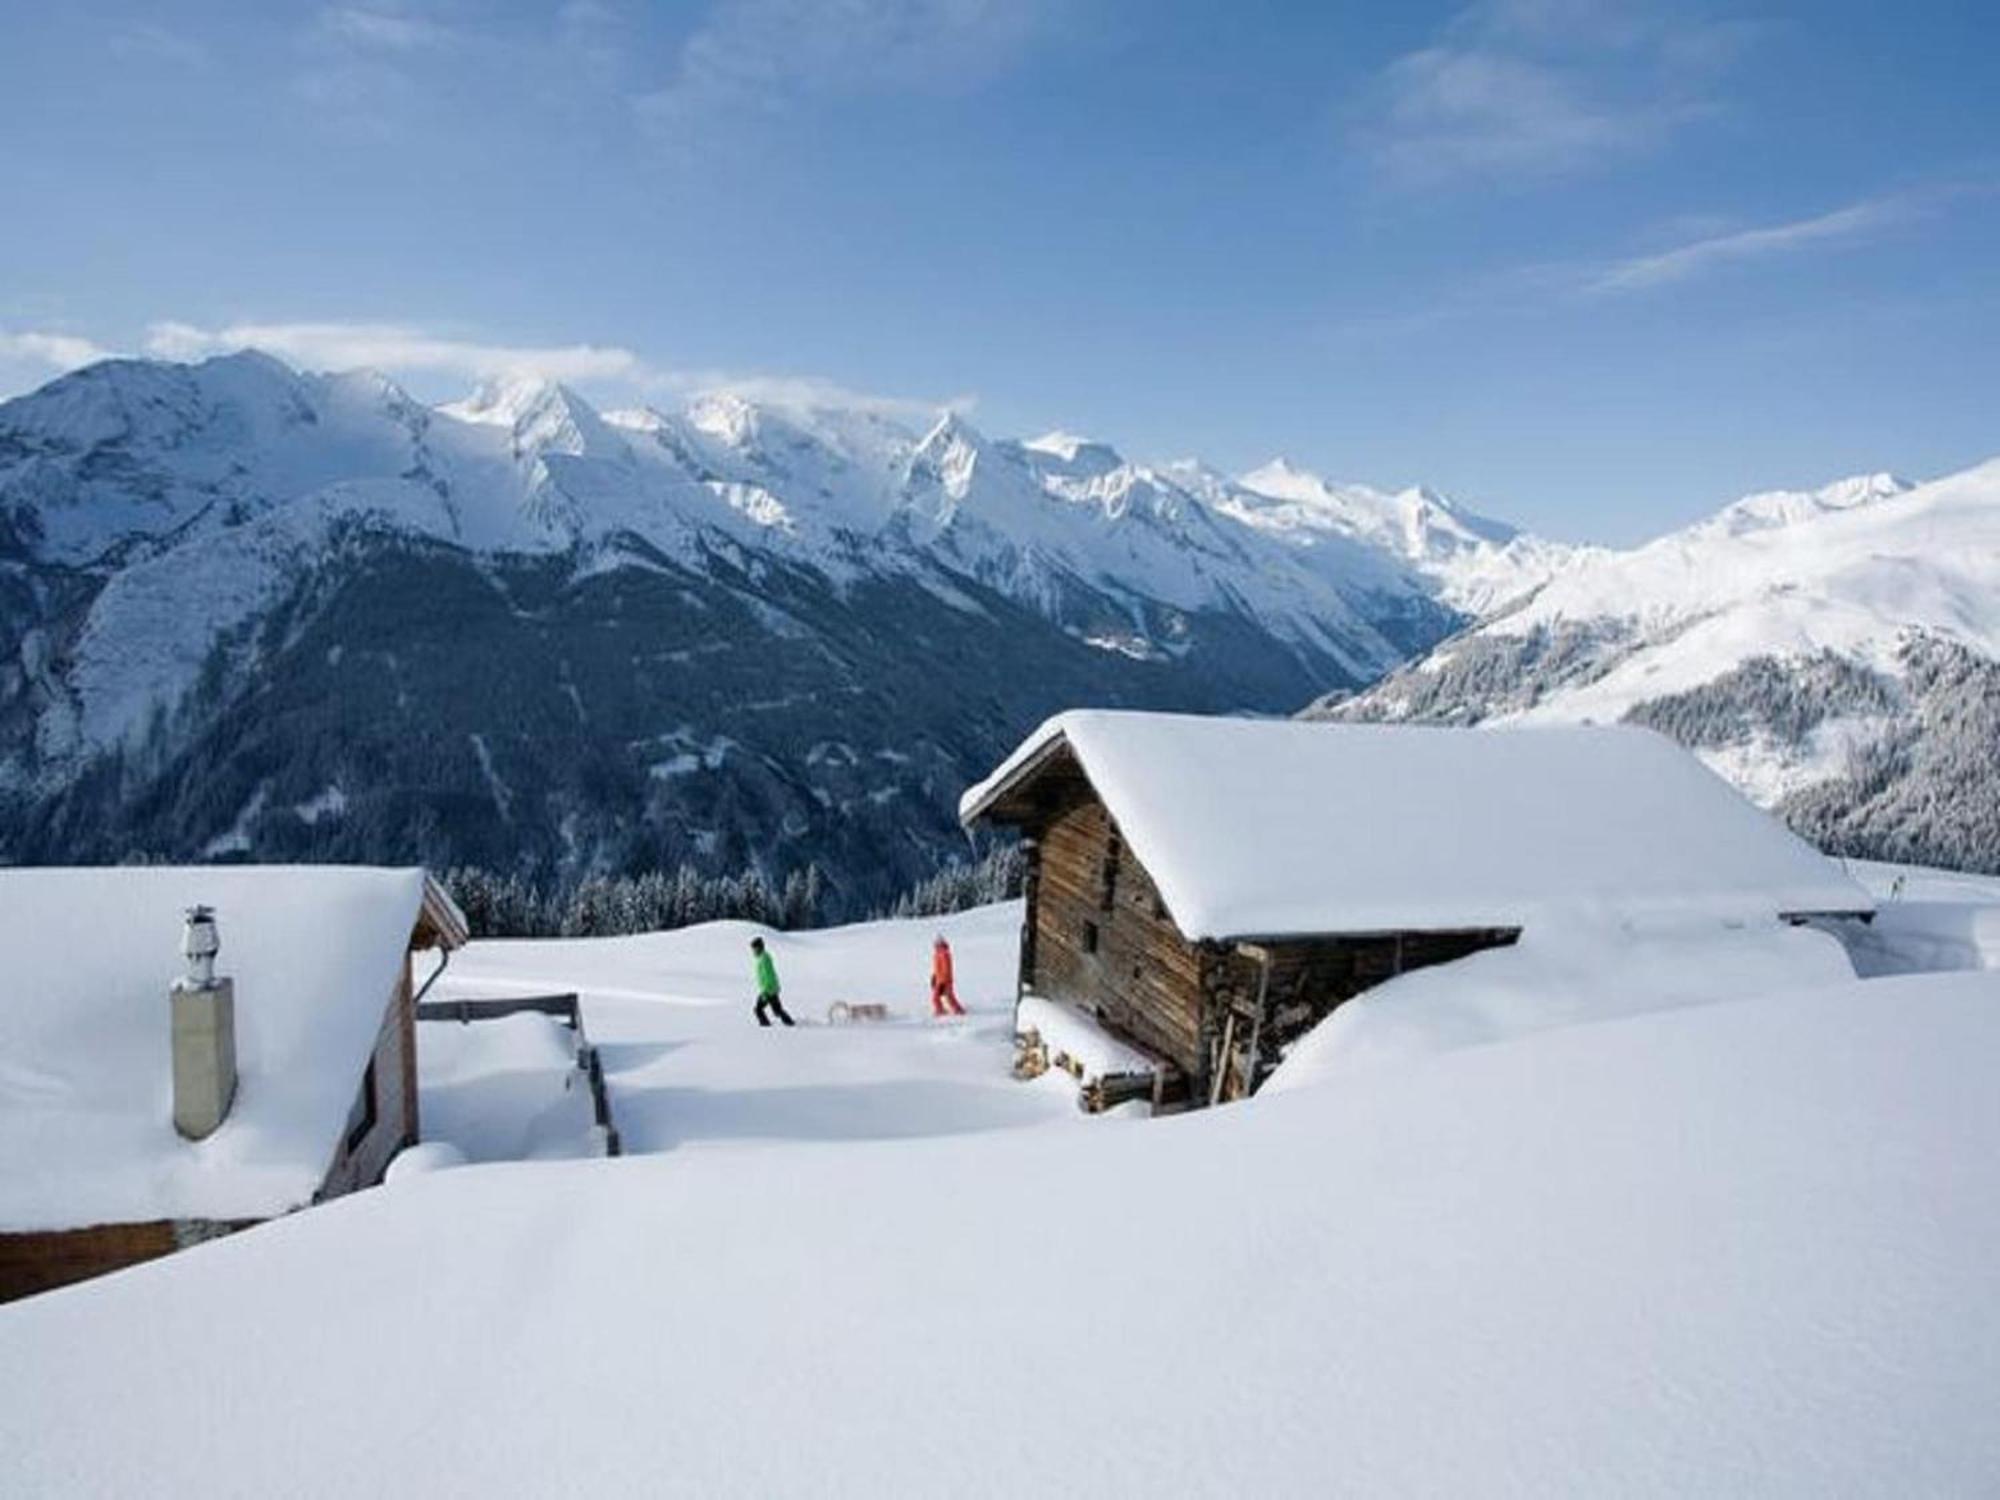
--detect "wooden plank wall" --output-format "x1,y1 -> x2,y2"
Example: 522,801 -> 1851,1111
1205,928 -> 1519,1098
1002,754 -> 1521,1108
0,1218 -> 254,1305
0,1221 -> 178,1304
1030,792 -> 1206,1076
317,960 -> 420,1201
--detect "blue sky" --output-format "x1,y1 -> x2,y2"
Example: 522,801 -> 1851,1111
1,0 -> 1995,542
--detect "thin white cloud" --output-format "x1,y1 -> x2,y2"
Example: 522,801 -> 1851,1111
108,22 -> 213,69
639,0 -> 1059,141
293,3 -> 467,136
662,368 -> 977,418
1589,199 -> 1904,294
0,328 -> 116,372
1356,0 -> 1752,186
314,5 -> 459,52
145,321 -> 646,383
139,318 -> 968,417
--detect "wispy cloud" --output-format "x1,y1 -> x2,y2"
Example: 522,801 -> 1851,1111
108,22 -> 213,69
294,3 -> 467,135
638,0 -> 1061,144
0,328 -> 120,400
140,319 -> 967,416
1588,198 -> 1904,293
664,368 -> 977,418
1355,0 -> 1754,186
0,328 -> 116,372
145,321 -> 649,383
1320,179 -> 1985,350
313,5 -> 460,53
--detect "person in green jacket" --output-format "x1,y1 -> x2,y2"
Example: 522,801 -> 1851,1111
750,936 -> 795,1027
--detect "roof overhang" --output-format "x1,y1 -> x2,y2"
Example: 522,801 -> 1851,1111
414,873 -> 471,951
959,729 -> 1077,828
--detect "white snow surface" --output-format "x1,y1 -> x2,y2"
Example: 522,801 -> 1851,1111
428,903 -> 1075,1155
1016,992 -> 1159,1081
4,960 -> 1999,1495
1228,456 -> 1584,612
1835,860 -> 2000,978
1267,914 -> 1856,1091
1467,462 -> 2000,740
415,1011 -> 599,1165
0,865 -> 427,1230
963,711 -> 1870,939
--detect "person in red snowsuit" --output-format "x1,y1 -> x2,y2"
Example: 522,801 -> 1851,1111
930,935 -> 966,1018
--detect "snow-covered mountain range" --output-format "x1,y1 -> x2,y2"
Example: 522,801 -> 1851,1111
1324,462 -> 2000,872
0,351 -> 1552,907
5,347 -> 1993,895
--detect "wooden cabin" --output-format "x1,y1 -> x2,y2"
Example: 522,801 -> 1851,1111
0,866 -> 467,1303
962,711 -> 1874,1110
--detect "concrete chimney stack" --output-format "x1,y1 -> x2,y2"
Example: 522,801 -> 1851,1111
172,905 -> 236,1140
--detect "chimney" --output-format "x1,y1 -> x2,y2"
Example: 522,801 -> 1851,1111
172,905 -> 237,1140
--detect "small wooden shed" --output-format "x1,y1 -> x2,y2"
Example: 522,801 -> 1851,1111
0,866 -> 467,1303
962,711 -> 1873,1110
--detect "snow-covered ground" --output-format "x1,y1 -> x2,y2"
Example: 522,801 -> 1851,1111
6,883 -> 2000,1494
420,903 -> 1079,1161
1835,859 -> 2000,978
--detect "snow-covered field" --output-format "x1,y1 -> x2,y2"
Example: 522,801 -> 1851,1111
420,903 -> 1078,1160
6,889 -> 2000,1495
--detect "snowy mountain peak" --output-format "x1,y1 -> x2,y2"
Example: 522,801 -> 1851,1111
1021,429 -> 1107,463
441,375 -> 618,462
1237,456 -> 1321,499
1228,457 -> 1562,614
906,411 -> 990,507
1696,471 -> 1916,540
1014,431 -> 1126,482
685,391 -> 762,450
1333,453 -> 2000,831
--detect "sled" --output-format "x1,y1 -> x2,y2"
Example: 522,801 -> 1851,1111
826,1001 -> 892,1024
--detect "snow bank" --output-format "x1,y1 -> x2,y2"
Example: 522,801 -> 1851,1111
4,971 -> 1998,1494
416,1011 -> 599,1163
0,866 -> 426,1230
1017,992 -> 1158,1080
382,1142 -> 466,1183
1266,916 -> 1854,1092
963,711 -> 1870,940
1831,860 -> 2000,977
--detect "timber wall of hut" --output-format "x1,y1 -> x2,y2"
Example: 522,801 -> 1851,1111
318,958 -> 420,1201
0,1218 -> 256,1305
1012,770 -> 1521,1108
1203,929 -> 1519,1099
1029,793 -> 1205,1077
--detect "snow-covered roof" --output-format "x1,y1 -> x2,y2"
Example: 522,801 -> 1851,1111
962,711 -> 1871,940
0,866 -> 444,1232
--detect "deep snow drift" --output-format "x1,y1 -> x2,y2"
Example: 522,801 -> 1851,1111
4,960 -> 1998,1495
5,890 -> 2000,1494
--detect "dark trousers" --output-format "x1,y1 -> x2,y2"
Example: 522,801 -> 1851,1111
756,990 -> 795,1027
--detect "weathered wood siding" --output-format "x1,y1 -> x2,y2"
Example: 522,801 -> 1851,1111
1205,929 -> 1519,1099
317,959 -> 420,1201
0,1218 -> 253,1305
1029,791 -> 1205,1076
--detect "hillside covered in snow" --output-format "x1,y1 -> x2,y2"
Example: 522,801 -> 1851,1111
0,352 -> 1553,910
1324,460 -> 2000,874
